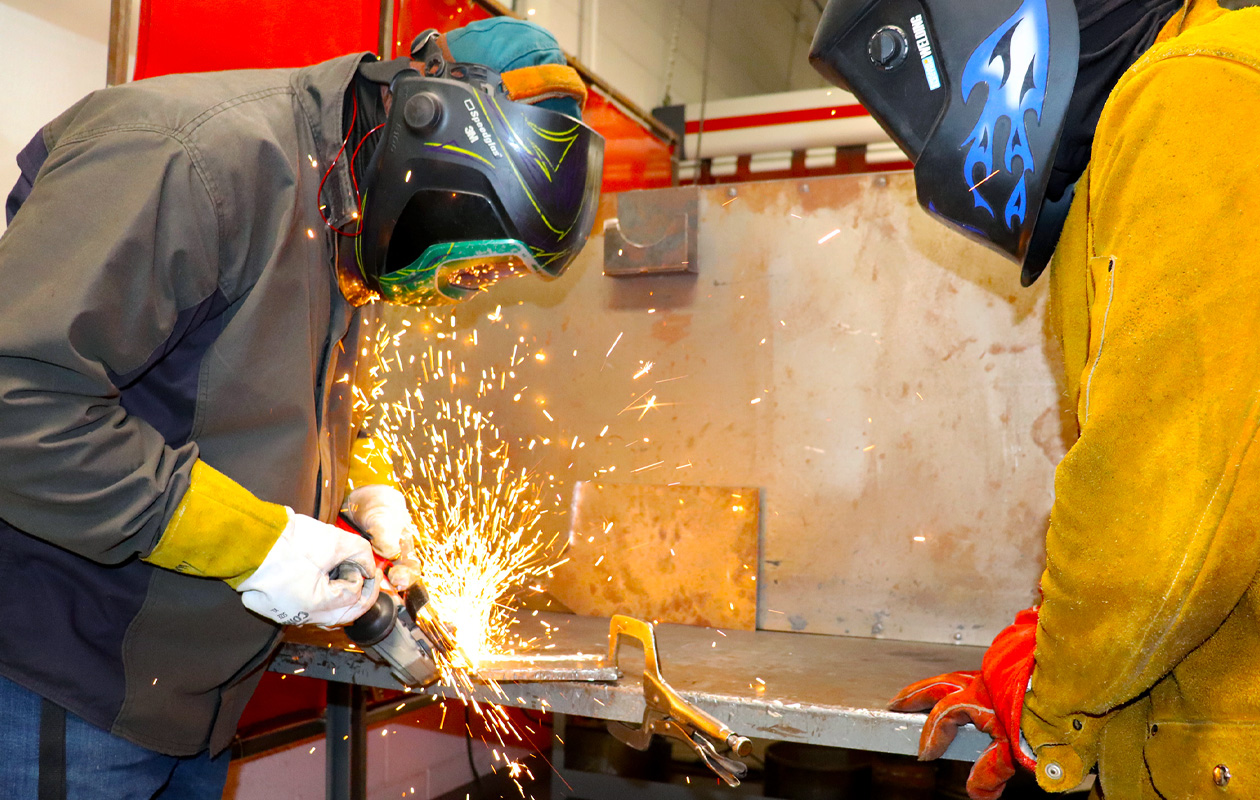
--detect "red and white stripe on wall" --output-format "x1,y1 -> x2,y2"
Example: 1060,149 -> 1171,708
660,87 -> 912,183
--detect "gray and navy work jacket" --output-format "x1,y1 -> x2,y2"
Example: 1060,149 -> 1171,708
0,54 -> 378,756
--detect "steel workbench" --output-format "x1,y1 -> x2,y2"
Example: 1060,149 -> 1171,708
271,611 -> 989,798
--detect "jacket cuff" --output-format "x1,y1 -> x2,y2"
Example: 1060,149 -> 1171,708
346,433 -> 400,490
1022,687 -> 1107,792
144,460 -> 289,587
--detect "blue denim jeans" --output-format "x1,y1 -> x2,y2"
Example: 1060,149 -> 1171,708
0,674 -> 230,800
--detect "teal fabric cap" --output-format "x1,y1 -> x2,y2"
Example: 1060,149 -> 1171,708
445,17 -> 582,119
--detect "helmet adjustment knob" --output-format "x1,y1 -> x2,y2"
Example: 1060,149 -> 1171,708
404,93 -> 442,133
868,26 -> 908,70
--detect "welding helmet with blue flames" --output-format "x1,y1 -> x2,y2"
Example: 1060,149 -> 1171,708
810,0 -> 1080,285
356,29 -> 605,306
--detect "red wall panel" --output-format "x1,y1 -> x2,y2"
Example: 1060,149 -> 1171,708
134,0 -> 380,79
585,90 -> 674,192
134,0 -> 675,192
134,0 -> 674,193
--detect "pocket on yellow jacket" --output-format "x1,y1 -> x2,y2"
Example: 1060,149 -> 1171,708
1143,720 -> 1258,798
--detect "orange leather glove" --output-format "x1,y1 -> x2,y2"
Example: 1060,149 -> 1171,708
889,608 -> 1039,800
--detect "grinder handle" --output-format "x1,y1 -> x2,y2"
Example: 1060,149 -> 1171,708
335,513 -> 393,573
333,512 -> 396,645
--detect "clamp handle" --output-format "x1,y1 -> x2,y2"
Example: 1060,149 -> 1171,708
605,615 -> 751,786
608,711 -> 748,787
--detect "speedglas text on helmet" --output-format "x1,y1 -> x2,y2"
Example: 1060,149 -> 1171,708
960,0 -> 1050,231
463,98 -> 503,158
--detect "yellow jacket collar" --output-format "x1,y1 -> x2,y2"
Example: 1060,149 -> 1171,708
1156,0 -> 1228,44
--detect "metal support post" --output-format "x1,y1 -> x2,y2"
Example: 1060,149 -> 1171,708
550,713 -> 568,800
378,0 -> 396,59
326,682 -> 367,800
106,0 -> 132,86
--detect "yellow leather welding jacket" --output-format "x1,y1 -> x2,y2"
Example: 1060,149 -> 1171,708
1022,2 -> 1260,797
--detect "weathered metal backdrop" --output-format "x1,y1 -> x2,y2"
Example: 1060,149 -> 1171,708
383,171 -> 1072,647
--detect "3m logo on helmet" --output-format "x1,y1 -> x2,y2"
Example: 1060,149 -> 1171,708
464,99 -> 503,158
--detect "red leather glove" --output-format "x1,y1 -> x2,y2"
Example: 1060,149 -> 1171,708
889,608 -> 1039,800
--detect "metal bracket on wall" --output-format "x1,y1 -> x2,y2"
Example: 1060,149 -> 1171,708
603,186 -> 698,277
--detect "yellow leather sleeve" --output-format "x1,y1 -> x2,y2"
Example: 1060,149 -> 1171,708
1024,29 -> 1260,790
144,460 -> 289,588
346,433 -> 400,491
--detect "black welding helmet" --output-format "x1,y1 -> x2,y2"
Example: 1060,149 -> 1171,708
356,32 -> 605,306
810,0 -> 1080,285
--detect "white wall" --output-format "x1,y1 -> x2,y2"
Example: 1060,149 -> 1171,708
519,0 -> 829,113
0,0 -> 110,231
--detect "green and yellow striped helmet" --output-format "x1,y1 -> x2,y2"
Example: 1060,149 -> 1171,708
356,39 -> 605,306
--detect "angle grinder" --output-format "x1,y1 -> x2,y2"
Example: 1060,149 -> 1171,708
332,514 -> 454,687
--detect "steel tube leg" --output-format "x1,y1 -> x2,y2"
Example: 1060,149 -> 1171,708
550,713 -> 568,800
326,682 -> 367,800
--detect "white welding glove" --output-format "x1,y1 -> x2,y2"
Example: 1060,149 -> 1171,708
341,485 -> 425,593
237,509 -> 381,627
384,554 -> 425,595
341,485 -> 416,561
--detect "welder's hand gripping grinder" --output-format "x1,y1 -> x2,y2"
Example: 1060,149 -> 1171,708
332,514 -> 451,688
606,615 -> 753,787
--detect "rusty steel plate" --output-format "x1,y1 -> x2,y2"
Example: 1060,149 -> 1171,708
547,482 -> 759,630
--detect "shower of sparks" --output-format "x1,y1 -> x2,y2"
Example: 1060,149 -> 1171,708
357,323 -> 565,674
352,317 -> 573,798
818,228 -> 841,245
353,302 -> 689,797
